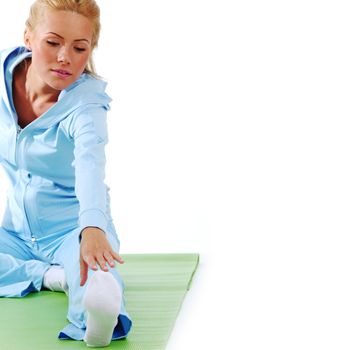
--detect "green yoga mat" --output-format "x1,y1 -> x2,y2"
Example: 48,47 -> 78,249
0,253 -> 199,350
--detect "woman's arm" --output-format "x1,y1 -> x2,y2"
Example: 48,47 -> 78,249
70,105 -> 123,286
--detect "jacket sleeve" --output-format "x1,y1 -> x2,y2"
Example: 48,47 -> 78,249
70,104 -> 110,234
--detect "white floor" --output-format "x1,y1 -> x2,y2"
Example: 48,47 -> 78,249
166,252 -> 230,350
161,231 -> 350,350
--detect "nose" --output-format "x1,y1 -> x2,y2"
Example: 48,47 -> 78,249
57,46 -> 71,64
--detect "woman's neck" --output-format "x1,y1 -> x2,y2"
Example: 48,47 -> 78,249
13,59 -> 58,126
22,59 -> 59,105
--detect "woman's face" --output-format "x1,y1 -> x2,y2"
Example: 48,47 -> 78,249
24,9 -> 93,92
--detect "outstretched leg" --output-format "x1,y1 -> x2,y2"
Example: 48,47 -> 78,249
53,228 -> 131,343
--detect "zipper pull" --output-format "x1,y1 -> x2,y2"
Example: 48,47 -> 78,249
17,125 -> 22,138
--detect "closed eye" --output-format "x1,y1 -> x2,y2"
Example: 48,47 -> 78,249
74,47 -> 86,53
47,40 -> 59,47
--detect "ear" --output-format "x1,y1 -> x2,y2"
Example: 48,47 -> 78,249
24,28 -> 32,51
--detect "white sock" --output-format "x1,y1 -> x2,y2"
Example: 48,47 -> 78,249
83,270 -> 122,348
42,265 -> 68,294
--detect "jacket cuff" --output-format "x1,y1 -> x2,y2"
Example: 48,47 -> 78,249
79,209 -> 108,234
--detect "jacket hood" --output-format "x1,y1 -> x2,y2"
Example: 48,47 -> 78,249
0,46 -> 112,129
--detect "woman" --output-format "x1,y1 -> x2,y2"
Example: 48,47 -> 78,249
0,0 -> 132,347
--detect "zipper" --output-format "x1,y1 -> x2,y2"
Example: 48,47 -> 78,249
23,180 -> 37,247
16,124 -> 37,247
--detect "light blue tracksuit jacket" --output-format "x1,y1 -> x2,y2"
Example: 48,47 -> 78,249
0,46 -> 132,340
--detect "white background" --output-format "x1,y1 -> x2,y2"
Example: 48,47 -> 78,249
1,1 -> 350,349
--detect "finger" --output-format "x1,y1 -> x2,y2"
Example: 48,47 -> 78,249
96,254 -> 109,272
103,252 -> 115,268
80,259 -> 88,286
84,255 -> 98,271
111,251 -> 124,264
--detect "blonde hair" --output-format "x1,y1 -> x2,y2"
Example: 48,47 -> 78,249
25,0 -> 101,76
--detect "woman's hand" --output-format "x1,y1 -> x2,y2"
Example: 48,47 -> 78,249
79,227 -> 124,286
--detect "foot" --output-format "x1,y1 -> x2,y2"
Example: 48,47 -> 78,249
42,265 -> 68,294
83,270 -> 122,347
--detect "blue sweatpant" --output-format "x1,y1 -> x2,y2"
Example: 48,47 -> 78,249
0,227 -> 132,340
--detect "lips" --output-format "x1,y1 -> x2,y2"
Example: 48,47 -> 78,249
52,69 -> 72,79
